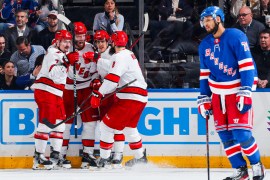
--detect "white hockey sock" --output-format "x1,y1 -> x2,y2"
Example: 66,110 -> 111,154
82,121 -> 97,154
100,121 -> 114,159
61,124 -> 72,155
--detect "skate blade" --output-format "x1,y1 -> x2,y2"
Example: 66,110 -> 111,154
32,164 -> 53,170
61,164 -> 72,169
112,164 -> 123,169
81,162 -> 89,169
96,165 -> 112,171
88,166 -> 98,171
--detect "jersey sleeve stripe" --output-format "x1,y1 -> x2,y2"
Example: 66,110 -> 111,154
200,71 -> 210,80
239,62 -> 254,72
238,58 -> 253,65
104,73 -> 120,83
118,86 -> 148,96
35,77 -> 65,91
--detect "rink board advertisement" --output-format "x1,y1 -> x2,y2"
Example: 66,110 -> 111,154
1,89 -> 270,168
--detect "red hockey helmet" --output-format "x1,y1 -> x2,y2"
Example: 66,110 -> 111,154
110,31 -> 128,47
74,22 -> 87,34
55,30 -> 72,40
94,30 -> 110,41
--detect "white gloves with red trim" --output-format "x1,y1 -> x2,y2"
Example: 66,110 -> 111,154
236,86 -> 252,114
197,95 -> 212,119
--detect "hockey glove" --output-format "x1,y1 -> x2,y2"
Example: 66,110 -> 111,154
66,52 -> 79,66
90,90 -> 103,108
236,86 -> 252,114
197,95 -> 212,119
83,51 -> 100,64
90,79 -> 102,90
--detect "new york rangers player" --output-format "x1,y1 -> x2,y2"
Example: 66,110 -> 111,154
90,31 -> 148,168
31,30 -> 79,170
198,6 -> 265,180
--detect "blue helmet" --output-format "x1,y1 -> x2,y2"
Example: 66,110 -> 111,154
200,6 -> 225,26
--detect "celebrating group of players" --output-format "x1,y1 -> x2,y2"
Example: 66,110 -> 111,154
26,4 -> 267,180
31,21 -> 148,170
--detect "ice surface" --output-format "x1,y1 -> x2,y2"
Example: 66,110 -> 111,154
0,164 -> 268,180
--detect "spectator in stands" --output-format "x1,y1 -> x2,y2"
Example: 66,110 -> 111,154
37,10 -> 59,50
4,9 -> 38,53
16,53 -> 44,89
0,0 -> 39,34
233,6 -> 265,50
10,36 -> 45,77
252,28 -> 270,88
0,61 -> 22,90
32,0 -> 59,32
0,34 -> 11,68
93,0 -> 124,35
149,0 -> 194,41
262,0 -> 270,14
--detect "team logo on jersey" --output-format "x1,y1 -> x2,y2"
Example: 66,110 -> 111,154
112,61 -> 115,68
210,52 -> 214,60
205,49 -> 211,56
214,38 -> 220,44
241,42 -> 250,51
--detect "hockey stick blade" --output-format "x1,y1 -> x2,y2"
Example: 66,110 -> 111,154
130,13 -> 149,50
57,14 -> 74,30
142,13 -> 149,33
42,79 -> 137,129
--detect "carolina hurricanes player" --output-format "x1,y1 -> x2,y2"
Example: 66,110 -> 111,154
61,22 -> 99,169
198,6 -> 265,180
31,30 -> 79,170
89,31 -> 148,168
91,30 -> 126,168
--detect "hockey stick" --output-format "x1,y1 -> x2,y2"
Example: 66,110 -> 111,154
206,115 -> 210,180
129,13 -> 149,50
42,79 -> 137,129
57,13 -> 78,138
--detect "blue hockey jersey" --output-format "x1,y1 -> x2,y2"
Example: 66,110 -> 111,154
0,0 -> 38,24
199,28 -> 258,96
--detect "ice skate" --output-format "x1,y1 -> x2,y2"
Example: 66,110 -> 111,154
96,157 -> 112,169
252,162 -> 266,180
81,152 -> 97,169
111,152 -> 123,169
50,151 -> 71,169
32,151 -> 53,170
223,165 -> 249,180
125,149 -> 148,167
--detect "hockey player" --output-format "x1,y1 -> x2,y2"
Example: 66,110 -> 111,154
89,31 -> 148,168
198,6 -> 265,180
90,30 -> 125,168
31,30 -> 79,170
61,22 -> 99,169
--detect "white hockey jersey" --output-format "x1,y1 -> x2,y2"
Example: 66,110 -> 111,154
99,49 -> 148,103
31,45 -> 68,97
65,42 -> 98,90
97,46 -> 112,80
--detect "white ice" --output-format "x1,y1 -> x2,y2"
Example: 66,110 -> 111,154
0,164 -> 269,180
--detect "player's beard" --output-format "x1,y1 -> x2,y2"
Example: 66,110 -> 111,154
75,40 -> 85,50
109,45 -> 115,55
207,22 -> 219,35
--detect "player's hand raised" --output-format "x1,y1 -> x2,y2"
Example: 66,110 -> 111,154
66,52 -> 79,65
83,51 -> 100,64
